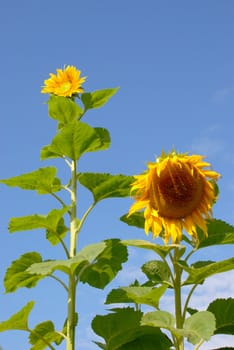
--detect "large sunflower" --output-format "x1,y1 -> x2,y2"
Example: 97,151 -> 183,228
128,151 -> 220,244
41,65 -> 86,97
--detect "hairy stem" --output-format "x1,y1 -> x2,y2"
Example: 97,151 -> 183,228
173,247 -> 184,350
66,160 -> 77,350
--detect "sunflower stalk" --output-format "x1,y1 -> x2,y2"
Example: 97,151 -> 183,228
173,247 -> 184,350
67,159 -> 78,350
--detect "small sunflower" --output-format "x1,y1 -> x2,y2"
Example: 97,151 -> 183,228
128,151 -> 220,244
41,65 -> 86,97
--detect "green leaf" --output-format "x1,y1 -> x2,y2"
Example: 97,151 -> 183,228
207,298 -> 234,335
141,311 -> 176,330
47,95 -> 83,126
27,241 -> 107,276
191,260 -> 215,269
120,212 -> 145,230
0,301 -> 34,331
122,239 -> 178,258
9,207 -> 69,245
181,258 -> 234,285
141,260 -> 171,285
183,311 -> 216,345
4,253 -> 43,293
141,310 -> 216,345
92,308 -> 172,350
78,173 -> 134,203
210,348 -> 234,350
40,121 -> 110,161
93,127 -> 111,151
106,285 -> 167,308
81,88 -> 119,111
29,320 -> 62,350
94,342 -> 106,350
0,167 -> 61,194
187,307 -> 198,315
197,219 -> 234,249
79,239 -> 128,289
117,333 -> 172,350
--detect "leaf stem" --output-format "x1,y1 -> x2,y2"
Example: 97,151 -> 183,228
182,284 -> 198,322
55,235 -> 70,259
28,328 -> 56,350
51,192 -> 68,208
184,248 -> 196,263
194,339 -> 204,350
77,202 -> 96,234
49,274 -> 69,292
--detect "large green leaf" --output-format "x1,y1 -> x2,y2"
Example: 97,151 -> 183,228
27,241 -> 107,276
183,311 -> 216,345
141,260 -> 171,285
0,301 -> 34,331
0,167 -> 61,194
47,95 -> 83,125
207,298 -> 234,335
79,239 -> 128,289
197,219 -> 234,249
78,173 -> 133,203
4,253 -> 43,293
9,207 -> 69,245
92,308 -> 172,350
122,239 -> 178,258
29,320 -> 62,350
142,310 -> 216,345
40,121 -> 110,160
81,88 -> 119,111
116,333 -> 172,350
181,258 -> 234,285
106,285 -> 167,308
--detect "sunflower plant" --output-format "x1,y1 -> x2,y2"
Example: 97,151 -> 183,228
0,66 -> 233,350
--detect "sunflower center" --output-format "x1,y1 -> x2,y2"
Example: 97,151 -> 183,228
59,81 -> 72,93
150,162 -> 205,219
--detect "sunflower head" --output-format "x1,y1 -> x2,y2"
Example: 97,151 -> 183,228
128,151 -> 220,244
41,65 -> 86,97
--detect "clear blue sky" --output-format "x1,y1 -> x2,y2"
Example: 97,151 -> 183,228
0,1 -> 233,349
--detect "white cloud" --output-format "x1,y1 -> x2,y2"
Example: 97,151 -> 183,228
191,135 -> 225,158
213,87 -> 234,103
115,264 -> 145,284
188,271 -> 234,309
200,334 -> 234,350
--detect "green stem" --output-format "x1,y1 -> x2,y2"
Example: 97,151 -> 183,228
173,247 -> 184,350
66,159 -> 78,350
49,274 -> 69,292
184,248 -> 196,263
77,202 -> 96,234
182,284 -> 198,322
28,328 -> 56,350
194,339 -> 204,350
51,192 -> 68,208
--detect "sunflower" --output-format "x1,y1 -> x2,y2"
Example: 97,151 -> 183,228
41,65 -> 86,97
128,151 -> 220,244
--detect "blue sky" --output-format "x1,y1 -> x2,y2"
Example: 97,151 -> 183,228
0,1 -> 234,349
